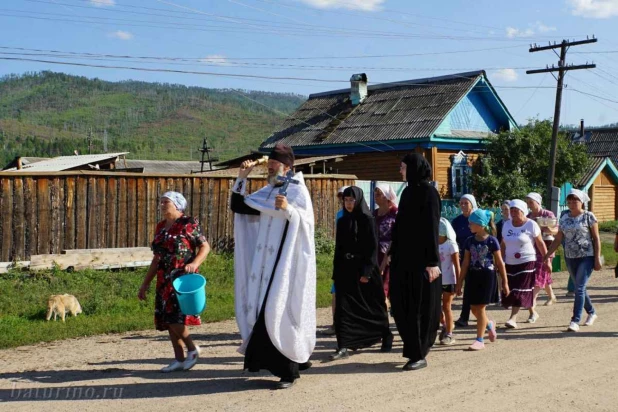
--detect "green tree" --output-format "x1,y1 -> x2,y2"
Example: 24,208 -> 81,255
469,118 -> 590,206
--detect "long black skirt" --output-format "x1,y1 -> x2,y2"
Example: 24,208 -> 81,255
334,270 -> 390,350
389,267 -> 442,362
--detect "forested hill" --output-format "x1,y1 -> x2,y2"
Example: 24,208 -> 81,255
0,71 -> 306,166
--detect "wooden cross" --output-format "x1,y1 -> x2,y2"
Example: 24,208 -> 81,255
276,170 -> 299,210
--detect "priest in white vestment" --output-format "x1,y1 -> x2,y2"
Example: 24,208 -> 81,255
231,143 -> 316,390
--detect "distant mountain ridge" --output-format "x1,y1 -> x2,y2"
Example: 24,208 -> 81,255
0,71 -> 306,167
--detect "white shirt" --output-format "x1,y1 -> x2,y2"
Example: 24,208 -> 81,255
439,240 -> 459,285
501,219 -> 541,265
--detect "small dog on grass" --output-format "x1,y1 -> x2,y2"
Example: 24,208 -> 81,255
46,294 -> 82,322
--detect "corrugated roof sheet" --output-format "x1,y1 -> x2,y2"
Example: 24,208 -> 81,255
260,71 -> 484,150
2,153 -> 128,172
123,159 -> 204,174
200,155 -> 345,176
569,128 -> 618,185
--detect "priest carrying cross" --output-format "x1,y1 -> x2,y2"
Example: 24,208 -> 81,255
230,143 -> 316,390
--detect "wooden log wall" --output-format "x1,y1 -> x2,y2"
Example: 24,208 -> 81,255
0,171 -> 355,261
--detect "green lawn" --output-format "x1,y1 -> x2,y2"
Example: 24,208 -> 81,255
0,252 -> 334,349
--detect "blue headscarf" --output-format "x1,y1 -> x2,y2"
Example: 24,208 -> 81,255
469,209 -> 493,232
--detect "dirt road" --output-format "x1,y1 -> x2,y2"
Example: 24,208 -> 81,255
1,269 -> 617,411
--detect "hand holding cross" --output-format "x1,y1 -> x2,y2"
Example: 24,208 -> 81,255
275,170 -> 299,210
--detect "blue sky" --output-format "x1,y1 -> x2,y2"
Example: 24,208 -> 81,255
1,0 -> 618,126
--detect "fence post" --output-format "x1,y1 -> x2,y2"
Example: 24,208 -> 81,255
550,186 -> 560,216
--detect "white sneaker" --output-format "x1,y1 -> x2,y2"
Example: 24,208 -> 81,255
584,313 -> 598,326
526,312 -> 539,324
161,360 -> 185,373
183,345 -> 201,370
567,322 -> 580,332
505,319 -> 518,329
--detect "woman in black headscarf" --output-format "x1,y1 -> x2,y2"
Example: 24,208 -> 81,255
329,186 -> 393,361
389,153 -> 442,371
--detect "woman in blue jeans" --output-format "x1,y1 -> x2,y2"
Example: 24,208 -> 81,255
546,189 -> 602,332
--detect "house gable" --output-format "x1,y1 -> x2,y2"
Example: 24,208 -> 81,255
432,77 -> 516,141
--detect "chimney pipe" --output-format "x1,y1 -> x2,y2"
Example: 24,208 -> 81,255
580,119 -> 584,137
350,73 -> 368,106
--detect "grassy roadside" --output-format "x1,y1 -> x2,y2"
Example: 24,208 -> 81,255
0,253 -> 335,349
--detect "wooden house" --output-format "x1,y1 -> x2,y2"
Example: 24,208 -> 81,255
258,71 -> 517,200
568,127 -> 618,221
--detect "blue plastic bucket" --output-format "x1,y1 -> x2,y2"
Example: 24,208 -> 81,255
172,274 -> 207,315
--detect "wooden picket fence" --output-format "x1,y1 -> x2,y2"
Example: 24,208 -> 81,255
0,171 -> 355,261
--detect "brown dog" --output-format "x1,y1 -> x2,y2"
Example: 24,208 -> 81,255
46,294 -> 82,322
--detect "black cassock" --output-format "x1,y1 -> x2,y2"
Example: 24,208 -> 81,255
333,187 -> 390,350
389,154 -> 442,363
230,192 -> 300,380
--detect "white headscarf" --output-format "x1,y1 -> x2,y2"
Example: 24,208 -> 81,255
568,188 -> 590,203
526,192 -> 543,207
375,184 -> 397,203
460,194 -> 478,211
509,199 -> 528,215
439,217 -> 457,242
162,191 -> 187,212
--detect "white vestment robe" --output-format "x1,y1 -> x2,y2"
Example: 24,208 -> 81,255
232,172 -> 316,363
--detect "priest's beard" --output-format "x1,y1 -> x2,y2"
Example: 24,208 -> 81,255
267,164 -> 285,186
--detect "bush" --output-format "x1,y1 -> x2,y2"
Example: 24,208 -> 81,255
598,220 -> 618,233
315,226 -> 335,255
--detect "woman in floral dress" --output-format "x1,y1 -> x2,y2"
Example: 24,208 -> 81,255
373,184 -> 398,306
138,191 -> 210,373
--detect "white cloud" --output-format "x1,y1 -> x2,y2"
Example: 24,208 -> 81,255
568,0 -> 618,18
297,0 -> 385,11
108,30 -> 133,40
506,27 -> 535,38
91,0 -> 115,7
199,55 -> 229,66
493,69 -> 519,82
505,21 -> 557,38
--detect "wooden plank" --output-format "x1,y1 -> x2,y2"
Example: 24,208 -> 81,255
50,177 -> 61,254
191,177 -> 201,219
0,178 -> 13,261
86,176 -> 97,249
220,178 -> 231,245
64,177 -> 76,251
75,177 -> 88,249
37,178 -> 51,255
62,247 -> 152,254
58,177 -> 66,254
117,178 -> 128,248
12,178 -> 25,260
107,178 -> 118,248
200,178 -> 210,241
127,178 -> 138,247
211,178 -> 221,248
95,177 -> 107,249
136,178 -> 147,246
145,178 -> 157,243
0,261 -> 30,274
24,178 -> 38,258
30,249 -> 154,271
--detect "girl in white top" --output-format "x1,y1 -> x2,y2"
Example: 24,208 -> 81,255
438,218 -> 460,345
500,199 -> 548,329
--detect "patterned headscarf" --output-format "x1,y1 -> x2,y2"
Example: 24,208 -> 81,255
161,191 -> 187,212
375,184 -> 397,203
439,217 -> 457,242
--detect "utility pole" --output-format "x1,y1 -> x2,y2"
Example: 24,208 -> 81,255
526,36 -> 597,205
197,138 -> 219,172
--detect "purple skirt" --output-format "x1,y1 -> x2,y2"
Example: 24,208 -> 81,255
502,261 -> 536,309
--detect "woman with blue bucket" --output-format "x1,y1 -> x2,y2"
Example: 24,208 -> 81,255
138,191 -> 210,373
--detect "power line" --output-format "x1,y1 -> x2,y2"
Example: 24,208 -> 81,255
0,44 -> 525,61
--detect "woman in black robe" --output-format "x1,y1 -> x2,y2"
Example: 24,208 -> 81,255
330,186 -> 393,361
389,153 -> 442,371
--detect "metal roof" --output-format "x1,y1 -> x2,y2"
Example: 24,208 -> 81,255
260,71 -> 486,150
575,156 -> 606,187
569,128 -> 618,182
122,159 -> 204,174
2,153 -> 128,172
